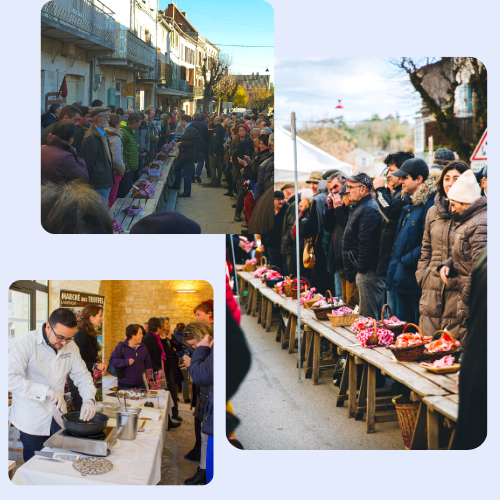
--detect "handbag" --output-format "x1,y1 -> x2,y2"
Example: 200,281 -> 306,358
303,235 -> 318,269
106,344 -> 127,379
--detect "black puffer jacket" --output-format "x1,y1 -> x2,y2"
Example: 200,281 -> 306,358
244,148 -> 271,183
177,124 -> 201,162
374,184 -> 405,276
342,194 -> 382,283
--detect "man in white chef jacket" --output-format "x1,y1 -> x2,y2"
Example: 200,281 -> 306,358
8,308 -> 97,462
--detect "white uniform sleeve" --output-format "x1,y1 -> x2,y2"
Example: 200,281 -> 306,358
8,341 -> 49,401
68,348 -> 97,403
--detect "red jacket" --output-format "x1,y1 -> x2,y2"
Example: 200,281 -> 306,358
226,272 -> 241,324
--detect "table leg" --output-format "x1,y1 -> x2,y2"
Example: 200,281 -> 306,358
266,299 -> 273,332
251,288 -> 259,317
288,315 -> 297,354
304,327 -> 313,378
355,363 -> 368,421
261,297 -> 267,328
410,402 -> 427,450
246,286 -> 253,315
257,296 -> 263,324
239,277 -> 246,303
281,312 -> 290,349
336,356 -> 349,407
312,331 -> 321,385
427,408 -> 440,450
347,355 -> 357,418
366,364 -> 376,433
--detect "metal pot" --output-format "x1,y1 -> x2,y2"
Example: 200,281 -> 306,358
61,411 -> 109,437
115,412 -> 139,440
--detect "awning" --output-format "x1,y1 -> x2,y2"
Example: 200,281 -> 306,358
156,87 -> 192,97
275,125 -> 352,182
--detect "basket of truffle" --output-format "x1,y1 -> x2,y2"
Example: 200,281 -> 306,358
291,278 -> 310,300
310,290 -> 341,320
131,180 -> 155,200
380,304 -> 407,335
423,330 -> 463,363
327,305 -> 359,327
355,318 -> 395,348
301,288 -> 322,309
265,268 -> 283,288
386,324 -> 433,362
243,258 -> 257,273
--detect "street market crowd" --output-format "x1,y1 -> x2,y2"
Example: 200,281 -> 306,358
40,101 -> 274,233
8,300 -> 214,485
256,148 -> 487,345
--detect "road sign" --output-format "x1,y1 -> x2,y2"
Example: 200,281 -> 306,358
470,129 -> 487,173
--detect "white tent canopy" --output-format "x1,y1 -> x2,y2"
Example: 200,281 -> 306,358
275,125 -> 352,182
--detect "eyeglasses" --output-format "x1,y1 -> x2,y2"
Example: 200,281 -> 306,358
49,323 -> 75,343
345,184 -> 364,192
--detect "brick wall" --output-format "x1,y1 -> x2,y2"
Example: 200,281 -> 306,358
47,280 -> 212,363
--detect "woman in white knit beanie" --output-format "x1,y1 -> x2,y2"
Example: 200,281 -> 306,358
447,169 -> 482,212
438,169 -> 487,341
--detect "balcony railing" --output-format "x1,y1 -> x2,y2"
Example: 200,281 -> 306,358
99,29 -> 156,70
164,79 -> 194,94
41,0 -> 117,48
138,60 -> 173,84
193,87 -> 204,98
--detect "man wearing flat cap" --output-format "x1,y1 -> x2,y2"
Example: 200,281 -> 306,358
80,107 -> 115,203
338,172 -> 384,319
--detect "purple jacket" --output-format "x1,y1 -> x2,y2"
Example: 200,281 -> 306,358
109,340 -> 153,386
41,134 -> 89,184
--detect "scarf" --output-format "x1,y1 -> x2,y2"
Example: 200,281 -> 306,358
150,331 -> 166,361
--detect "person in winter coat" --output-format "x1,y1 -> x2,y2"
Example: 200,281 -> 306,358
135,114 -> 150,182
453,247 -> 487,449
146,113 -> 159,165
303,177 -> 331,296
182,321 -> 214,485
173,114 -> 201,198
67,304 -> 107,411
262,132 -> 275,195
72,106 -> 90,155
386,158 -> 438,325
373,151 -> 415,314
238,134 -> 272,226
232,126 -> 254,222
117,113 -> 141,198
41,104 -> 61,130
438,170 -> 487,342
324,172 -> 347,299
41,105 -> 82,146
157,114 -> 171,149
191,113 -> 209,183
262,191 -> 289,271
281,191 -> 302,276
109,324 -> 153,388
416,161 -> 470,338
336,173 -> 383,319
105,114 -> 127,208
207,116 -> 226,186
41,122 -> 89,185
79,107 -> 115,202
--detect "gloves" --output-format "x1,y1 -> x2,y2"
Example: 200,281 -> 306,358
80,400 -> 96,422
46,388 -> 64,412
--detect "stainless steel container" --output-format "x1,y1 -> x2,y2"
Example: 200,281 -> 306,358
115,412 -> 139,440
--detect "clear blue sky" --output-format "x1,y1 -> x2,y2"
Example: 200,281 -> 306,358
159,0 -> 274,81
275,57 -> 423,129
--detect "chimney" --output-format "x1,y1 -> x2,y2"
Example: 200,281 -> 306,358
256,72 -> 259,75
182,12 -> 187,18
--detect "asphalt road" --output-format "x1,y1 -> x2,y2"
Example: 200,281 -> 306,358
230,308 -> 405,450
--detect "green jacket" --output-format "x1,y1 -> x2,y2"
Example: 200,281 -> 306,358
120,123 -> 139,171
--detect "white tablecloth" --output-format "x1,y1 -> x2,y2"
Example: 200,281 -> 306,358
11,390 -> 173,485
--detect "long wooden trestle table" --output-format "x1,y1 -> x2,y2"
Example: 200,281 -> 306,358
236,267 -> 459,449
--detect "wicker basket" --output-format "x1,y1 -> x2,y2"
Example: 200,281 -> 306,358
419,363 -> 460,374
392,395 -> 427,450
365,319 -> 379,346
283,276 -> 294,297
380,304 -> 407,335
311,290 -> 334,320
303,295 -> 322,309
423,330 -> 463,362
244,264 -> 256,273
327,311 -> 359,327
386,324 -> 428,362
274,284 -> 281,294
291,278 -> 310,300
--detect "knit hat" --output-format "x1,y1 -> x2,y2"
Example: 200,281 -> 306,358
447,170 -> 482,204
129,212 -> 201,234
434,148 -> 455,161
274,190 -> 285,199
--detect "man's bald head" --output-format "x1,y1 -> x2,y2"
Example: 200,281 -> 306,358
214,116 -> 221,124
126,108 -> 135,115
